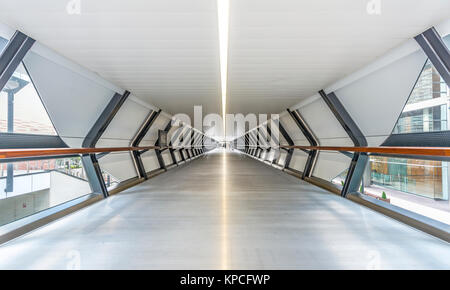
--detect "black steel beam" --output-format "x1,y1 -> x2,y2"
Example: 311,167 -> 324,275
415,27 -> 450,87
319,90 -> 368,197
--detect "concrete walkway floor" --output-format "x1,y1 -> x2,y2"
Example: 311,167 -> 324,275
0,150 -> 448,269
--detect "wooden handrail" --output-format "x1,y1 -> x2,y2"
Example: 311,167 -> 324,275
0,145 -> 208,160
2,145 -> 450,160
280,145 -> 450,157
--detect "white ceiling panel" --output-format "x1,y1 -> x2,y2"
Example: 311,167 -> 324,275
228,0 -> 450,116
0,0 -> 221,121
0,0 -> 449,130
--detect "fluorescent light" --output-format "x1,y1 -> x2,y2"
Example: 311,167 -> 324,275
217,0 -> 229,141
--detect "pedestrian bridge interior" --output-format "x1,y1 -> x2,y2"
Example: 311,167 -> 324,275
0,0 -> 449,270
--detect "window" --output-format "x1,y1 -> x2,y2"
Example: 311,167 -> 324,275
101,170 -> 120,189
360,156 -> 449,225
393,60 -> 449,134
0,157 -> 92,226
0,62 -> 57,135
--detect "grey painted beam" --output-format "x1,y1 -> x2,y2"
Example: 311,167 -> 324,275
415,27 -> 450,87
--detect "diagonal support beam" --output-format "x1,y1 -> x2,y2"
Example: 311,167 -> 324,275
0,31 -> 35,91
82,91 -> 130,197
131,109 -> 161,179
287,108 -> 319,179
415,27 -> 450,87
319,90 -> 368,197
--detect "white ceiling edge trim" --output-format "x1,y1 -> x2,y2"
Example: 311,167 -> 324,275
130,95 -> 159,112
290,18 -> 450,112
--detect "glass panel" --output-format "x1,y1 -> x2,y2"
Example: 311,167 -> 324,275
361,156 -> 449,225
0,62 -> 57,135
0,157 -> 92,226
332,168 -> 348,189
444,34 -> 450,49
0,35 -> 8,54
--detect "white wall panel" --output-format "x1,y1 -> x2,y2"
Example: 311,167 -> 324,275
23,51 -> 117,148
335,49 -> 427,146
99,98 -> 150,143
279,114 -> 306,143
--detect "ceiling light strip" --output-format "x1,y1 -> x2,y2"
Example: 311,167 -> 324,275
218,0 -> 229,141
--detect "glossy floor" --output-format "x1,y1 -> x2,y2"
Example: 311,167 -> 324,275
0,150 -> 449,269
